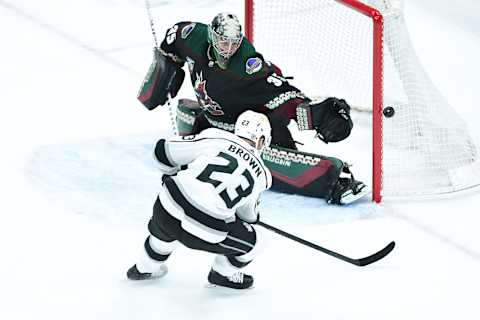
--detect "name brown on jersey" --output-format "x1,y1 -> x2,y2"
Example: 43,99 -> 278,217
227,144 -> 264,178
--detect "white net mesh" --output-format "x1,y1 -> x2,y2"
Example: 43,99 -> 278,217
249,0 -> 480,197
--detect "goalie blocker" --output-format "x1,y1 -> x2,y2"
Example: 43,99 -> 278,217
176,99 -> 368,205
137,48 -> 185,110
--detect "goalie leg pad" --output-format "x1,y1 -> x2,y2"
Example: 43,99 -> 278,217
175,101 -> 366,204
262,146 -> 368,204
262,145 -> 344,199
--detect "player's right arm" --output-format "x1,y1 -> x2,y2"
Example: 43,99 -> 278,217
153,129 -> 221,175
236,196 -> 260,224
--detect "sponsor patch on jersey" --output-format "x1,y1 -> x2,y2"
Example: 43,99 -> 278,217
181,23 -> 196,39
245,57 -> 262,75
186,56 -> 195,74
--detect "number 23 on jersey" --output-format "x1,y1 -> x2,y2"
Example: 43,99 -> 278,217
196,152 -> 254,209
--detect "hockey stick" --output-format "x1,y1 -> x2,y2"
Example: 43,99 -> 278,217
144,0 -> 159,49
257,221 -> 395,267
143,0 -> 178,135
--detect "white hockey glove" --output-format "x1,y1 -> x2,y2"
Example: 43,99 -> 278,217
236,198 -> 260,224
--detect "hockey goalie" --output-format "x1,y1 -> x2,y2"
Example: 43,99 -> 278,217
137,12 -> 370,205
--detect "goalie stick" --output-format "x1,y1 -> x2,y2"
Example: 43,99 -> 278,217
144,0 -> 159,49
258,221 -> 395,267
143,0 -> 178,135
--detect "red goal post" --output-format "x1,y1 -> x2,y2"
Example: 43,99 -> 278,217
245,0 -> 384,202
244,0 -> 480,202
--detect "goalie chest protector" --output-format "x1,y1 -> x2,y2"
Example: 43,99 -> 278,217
164,22 -> 305,126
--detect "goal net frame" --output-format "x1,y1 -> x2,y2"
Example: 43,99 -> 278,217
245,0 -> 384,201
244,0 -> 480,203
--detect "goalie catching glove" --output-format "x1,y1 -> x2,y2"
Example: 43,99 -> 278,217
296,97 -> 353,143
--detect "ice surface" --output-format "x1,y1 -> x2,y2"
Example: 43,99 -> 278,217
1,1 -> 479,319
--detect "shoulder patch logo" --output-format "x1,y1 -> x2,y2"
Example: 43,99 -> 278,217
181,23 -> 196,39
245,57 -> 263,75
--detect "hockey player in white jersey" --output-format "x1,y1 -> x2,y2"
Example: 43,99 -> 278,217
127,110 -> 272,289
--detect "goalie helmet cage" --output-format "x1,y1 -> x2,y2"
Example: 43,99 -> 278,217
245,0 -> 480,202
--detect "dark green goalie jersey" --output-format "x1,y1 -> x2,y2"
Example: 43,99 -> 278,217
159,21 -> 307,130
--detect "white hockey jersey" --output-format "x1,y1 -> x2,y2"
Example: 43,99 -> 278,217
154,128 -> 272,243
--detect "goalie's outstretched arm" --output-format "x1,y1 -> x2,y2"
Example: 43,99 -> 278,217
260,63 -> 354,143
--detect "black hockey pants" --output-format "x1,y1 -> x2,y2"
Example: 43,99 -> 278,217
147,197 -> 257,267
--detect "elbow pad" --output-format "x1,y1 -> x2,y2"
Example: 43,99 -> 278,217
153,139 -> 178,175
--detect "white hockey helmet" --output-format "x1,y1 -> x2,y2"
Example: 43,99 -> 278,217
235,111 -> 272,151
208,12 -> 243,68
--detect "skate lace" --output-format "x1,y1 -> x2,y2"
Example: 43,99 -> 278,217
228,272 -> 244,283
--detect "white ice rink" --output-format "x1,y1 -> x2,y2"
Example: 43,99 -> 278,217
1,0 -> 479,319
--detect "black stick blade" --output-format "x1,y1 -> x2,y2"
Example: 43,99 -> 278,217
354,241 -> 396,266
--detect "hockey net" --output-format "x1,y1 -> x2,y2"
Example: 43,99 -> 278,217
245,0 -> 480,201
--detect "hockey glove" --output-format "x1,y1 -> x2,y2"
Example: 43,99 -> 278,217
296,97 -> 353,143
137,48 -> 185,110
236,198 -> 260,224
236,212 -> 260,224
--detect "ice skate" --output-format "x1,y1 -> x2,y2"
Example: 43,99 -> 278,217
207,269 -> 254,289
126,264 -> 168,281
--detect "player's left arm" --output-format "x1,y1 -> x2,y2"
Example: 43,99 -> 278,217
258,59 -> 353,143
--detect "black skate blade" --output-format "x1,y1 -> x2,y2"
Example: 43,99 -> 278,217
205,282 -> 255,290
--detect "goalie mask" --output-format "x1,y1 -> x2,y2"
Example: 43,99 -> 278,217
208,12 -> 243,69
235,111 -> 272,152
